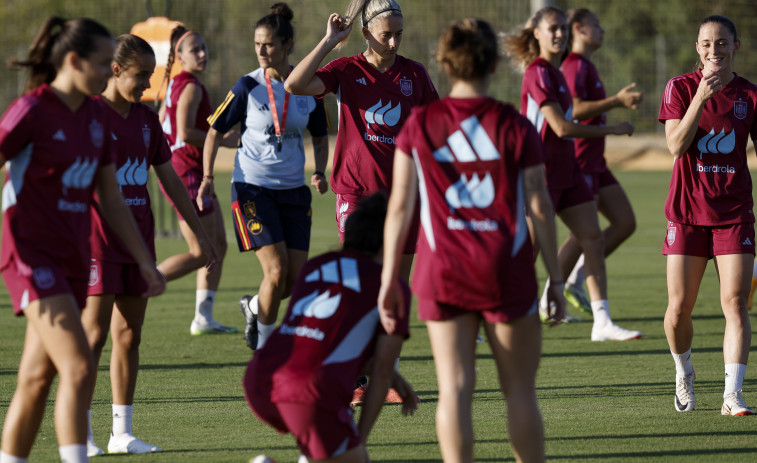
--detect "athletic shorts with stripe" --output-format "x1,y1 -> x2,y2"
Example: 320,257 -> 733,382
231,182 -> 312,252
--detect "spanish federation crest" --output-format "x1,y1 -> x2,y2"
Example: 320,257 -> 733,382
734,100 -> 747,120
243,200 -> 257,218
89,119 -> 104,148
400,78 -> 413,97
142,125 -> 151,149
666,222 -> 677,246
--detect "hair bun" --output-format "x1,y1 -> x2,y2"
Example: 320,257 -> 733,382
270,2 -> 294,22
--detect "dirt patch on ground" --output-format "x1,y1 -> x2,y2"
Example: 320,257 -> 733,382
214,133 -> 757,173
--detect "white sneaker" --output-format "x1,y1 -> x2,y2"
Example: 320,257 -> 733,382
539,302 -> 583,324
722,390 -> 754,416
591,323 -> 642,341
674,371 -> 696,412
240,294 -> 259,350
107,432 -> 161,454
190,318 -> 238,335
250,455 -> 277,463
87,438 -> 104,457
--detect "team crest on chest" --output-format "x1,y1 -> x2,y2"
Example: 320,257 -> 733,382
296,96 -> 309,115
89,119 -> 104,148
142,124 -> 151,148
734,100 -> 747,120
399,78 -> 413,96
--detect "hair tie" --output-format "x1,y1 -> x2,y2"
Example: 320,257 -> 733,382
174,29 -> 196,56
364,7 -> 401,25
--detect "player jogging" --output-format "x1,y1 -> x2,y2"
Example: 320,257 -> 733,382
0,18 -> 164,463
504,6 -> 642,341
659,15 -> 757,416
158,25 -> 239,335
200,3 -> 329,351
558,8 -> 643,314
379,18 -> 566,462
83,34 -> 218,456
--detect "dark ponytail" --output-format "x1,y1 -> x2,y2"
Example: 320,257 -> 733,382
9,16 -> 111,93
255,3 -> 295,54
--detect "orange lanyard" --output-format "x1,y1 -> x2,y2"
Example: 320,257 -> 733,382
264,68 -> 289,152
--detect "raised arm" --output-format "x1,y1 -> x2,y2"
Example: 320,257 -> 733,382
664,71 -> 722,158
285,13 -> 352,96
95,164 -> 165,297
523,164 -> 565,324
572,83 -> 643,120
540,101 -> 633,139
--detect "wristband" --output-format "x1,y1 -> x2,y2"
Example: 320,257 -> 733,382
203,175 -> 214,180
314,171 -> 325,178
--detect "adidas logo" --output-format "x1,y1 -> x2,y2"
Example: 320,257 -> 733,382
433,115 -> 501,163
53,129 -> 66,141
356,77 -> 367,86
339,202 -> 349,214
743,237 -> 753,246
304,256 -> 360,292
112,133 -> 118,141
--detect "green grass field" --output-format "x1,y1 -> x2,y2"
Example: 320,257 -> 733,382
1,170 -> 756,462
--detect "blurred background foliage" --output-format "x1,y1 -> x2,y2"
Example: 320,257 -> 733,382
1,0 -> 755,133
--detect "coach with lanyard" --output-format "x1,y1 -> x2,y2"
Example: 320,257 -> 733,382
200,3 -> 328,351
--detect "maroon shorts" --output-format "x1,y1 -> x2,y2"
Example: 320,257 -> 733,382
582,168 -> 619,196
549,173 -> 594,214
662,221 -> 756,257
245,390 -> 361,459
1,256 -> 87,316
160,170 -> 215,221
87,258 -> 148,297
336,193 -> 418,254
417,297 -> 539,324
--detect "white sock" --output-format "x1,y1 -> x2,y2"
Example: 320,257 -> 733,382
539,278 -> 550,309
567,254 -> 586,287
0,451 -> 28,463
58,444 -> 87,463
196,290 -> 216,321
590,300 -> 611,327
87,409 -> 94,442
672,349 -> 694,376
257,321 -> 276,349
112,404 -> 133,436
724,363 -> 747,395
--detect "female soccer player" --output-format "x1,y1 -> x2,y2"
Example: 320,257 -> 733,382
245,193 -> 417,463
659,15 -> 756,416
83,34 -> 218,456
0,17 -> 164,463
557,8 -> 644,313
285,0 -> 439,280
159,25 -> 239,335
379,18 -> 565,463
504,6 -> 642,341
200,3 -> 329,350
